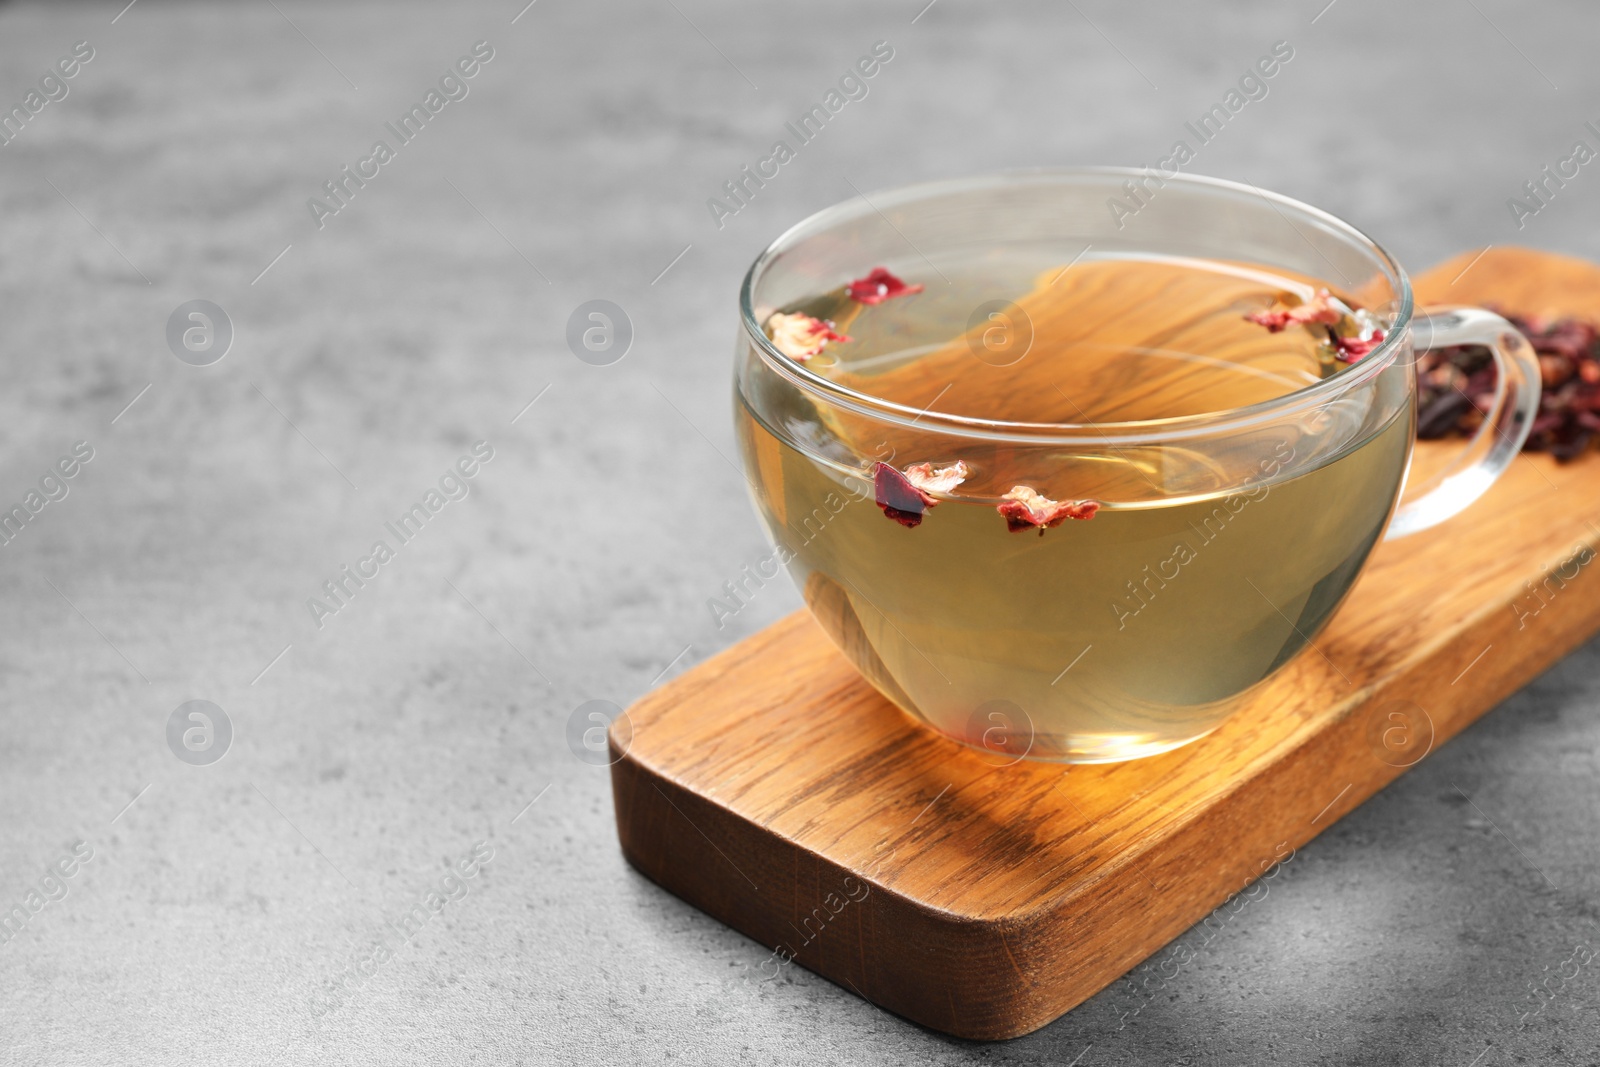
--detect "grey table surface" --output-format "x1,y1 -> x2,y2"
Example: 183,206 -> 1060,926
2,0 -> 1599,1063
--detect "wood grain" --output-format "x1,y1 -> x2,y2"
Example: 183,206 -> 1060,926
609,247 -> 1600,1040
831,257 -> 1342,422
813,258 -> 1352,475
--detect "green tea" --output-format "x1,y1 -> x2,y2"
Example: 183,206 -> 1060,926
737,254 -> 1411,762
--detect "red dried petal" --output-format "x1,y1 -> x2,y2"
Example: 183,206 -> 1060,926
873,462 -> 936,527
997,486 -> 1099,534
1294,290 -> 1344,326
846,267 -> 925,305
1416,311 -> 1600,460
1244,308 -> 1293,332
1530,319 -> 1596,361
1334,330 -> 1387,363
1245,289 -> 1343,333
1539,355 -> 1571,387
767,312 -> 852,361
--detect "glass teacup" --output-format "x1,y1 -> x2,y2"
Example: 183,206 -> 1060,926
734,169 -> 1539,763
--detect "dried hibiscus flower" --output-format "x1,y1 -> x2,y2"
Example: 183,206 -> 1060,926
997,486 -> 1099,534
903,460 -> 968,494
1245,288 -> 1390,366
847,267 -> 925,305
1334,330 -> 1387,363
767,312 -> 851,361
1418,310 -> 1600,462
873,461 -> 967,527
1245,289 -> 1343,332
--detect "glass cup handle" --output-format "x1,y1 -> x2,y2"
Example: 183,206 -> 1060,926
1385,306 -> 1542,540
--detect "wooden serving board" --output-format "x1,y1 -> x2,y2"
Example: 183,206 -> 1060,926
608,247 -> 1600,1040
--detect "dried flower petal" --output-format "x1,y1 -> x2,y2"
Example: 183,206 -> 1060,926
873,463 -> 935,527
871,461 -> 968,526
1245,289 -> 1343,332
767,312 -> 852,361
997,486 -> 1099,534
1416,310 -> 1600,461
903,460 -> 969,495
847,267 -> 925,305
1539,355 -> 1569,387
1334,330 -> 1387,363
1244,308 -> 1292,332
1533,319 -> 1591,362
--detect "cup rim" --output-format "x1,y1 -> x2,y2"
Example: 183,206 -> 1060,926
738,167 -> 1414,446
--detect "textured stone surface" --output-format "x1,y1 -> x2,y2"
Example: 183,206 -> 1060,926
1,0 -> 1598,1063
